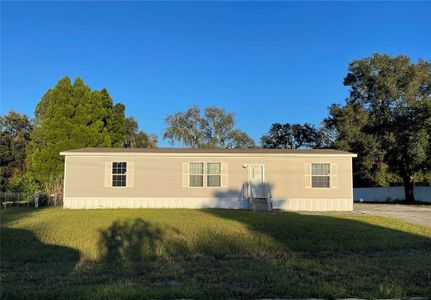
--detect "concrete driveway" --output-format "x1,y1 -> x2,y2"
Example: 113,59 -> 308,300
354,203 -> 431,227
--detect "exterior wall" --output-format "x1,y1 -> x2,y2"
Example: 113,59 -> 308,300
354,186 -> 431,203
64,154 -> 354,211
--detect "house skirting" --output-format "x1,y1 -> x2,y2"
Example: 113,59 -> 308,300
63,197 -> 353,211
272,198 -> 353,211
63,197 -> 249,209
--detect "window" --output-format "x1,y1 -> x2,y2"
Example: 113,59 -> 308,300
187,162 -> 222,188
189,162 -> 204,187
311,163 -> 330,188
112,162 -> 127,187
207,163 -> 221,187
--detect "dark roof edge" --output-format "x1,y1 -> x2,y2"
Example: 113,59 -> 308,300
60,147 -> 357,156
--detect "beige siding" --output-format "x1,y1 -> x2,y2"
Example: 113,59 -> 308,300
64,154 -> 354,211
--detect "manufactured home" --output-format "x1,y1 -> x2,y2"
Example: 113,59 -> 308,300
60,148 -> 357,211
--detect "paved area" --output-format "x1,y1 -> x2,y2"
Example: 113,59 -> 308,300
260,298 -> 429,300
353,203 -> 431,228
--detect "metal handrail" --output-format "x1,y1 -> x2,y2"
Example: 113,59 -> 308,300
241,182 -> 273,210
264,183 -> 273,211
240,182 -> 253,199
242,182 -> 272,198
240,182 -> 253,210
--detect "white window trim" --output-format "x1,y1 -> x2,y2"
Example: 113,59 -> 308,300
188,161 -> 205,188
111,161 -> 128,189
310,162 -> 331,189
187,161 -> 223,189
206,162 -> 222,188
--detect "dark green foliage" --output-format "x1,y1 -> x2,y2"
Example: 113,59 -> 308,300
325,54 -> 431,200
124,117 -> 157,148
325,102 -> 395,187
0,111 -> 32,191
26,77 -> 126,184
163,105 -> 255,148
260,122 -> 326,149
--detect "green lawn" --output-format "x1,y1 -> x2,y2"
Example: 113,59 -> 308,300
1,207 -> 431,299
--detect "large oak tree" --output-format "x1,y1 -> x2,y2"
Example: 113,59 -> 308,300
325,54 -> 431,202
124,116 -> 157,148
261,123 -> 325,149
163,105 -> 255,148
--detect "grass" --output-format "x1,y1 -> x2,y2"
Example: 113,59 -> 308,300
1,207 -> 431,299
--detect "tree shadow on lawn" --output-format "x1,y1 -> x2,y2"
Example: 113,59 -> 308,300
205,208 -> 431,253
208,188 -> 431,254
72,218 -> 264,299
1,226 -> 81,299
202,207 -> 431,298
75,212 -> 431,299
2,207 -> 431,299
0,207 -> 40,226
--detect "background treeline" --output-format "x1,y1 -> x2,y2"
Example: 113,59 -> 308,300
1,53 -> 430,202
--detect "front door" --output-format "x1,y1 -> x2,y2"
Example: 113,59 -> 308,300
249,165 -> 264,198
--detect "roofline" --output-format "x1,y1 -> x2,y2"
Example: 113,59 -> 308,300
60,151 -> 357,158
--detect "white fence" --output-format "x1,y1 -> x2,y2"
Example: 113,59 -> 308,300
353,186 -> 431,203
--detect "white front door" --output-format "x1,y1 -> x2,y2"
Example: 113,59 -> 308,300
249,165 -> 264,198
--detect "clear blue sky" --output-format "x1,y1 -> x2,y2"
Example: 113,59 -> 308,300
1,2 -> 430,147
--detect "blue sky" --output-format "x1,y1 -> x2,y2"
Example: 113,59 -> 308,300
1,2 -> 430,147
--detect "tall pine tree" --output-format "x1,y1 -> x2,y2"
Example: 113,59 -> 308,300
27,77 -> 126,183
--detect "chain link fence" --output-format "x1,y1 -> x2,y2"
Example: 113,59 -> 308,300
35,192 -> 63,207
